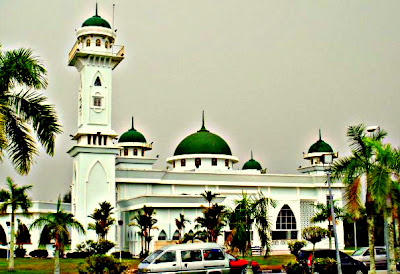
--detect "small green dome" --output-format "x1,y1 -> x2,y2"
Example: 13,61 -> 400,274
242,159 -> 262,170
173,114 -> 232,156
82,15 -> 111,29
118,118 -> 146,143
82,5 -> 111,29
308,130 -> 333,153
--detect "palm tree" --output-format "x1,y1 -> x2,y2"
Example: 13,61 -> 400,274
195,203 -> 226,242
367,139 -> 400,273
311,201 -> 343,249
331,124 -> 386,273
87,201 -> 115,240
30,197 -> 85,274
0,177 -> 32,271
201,190 -> 218,208
175,213 -> 190,243
0,46 -> 62,174
142,206 -> 158,252
302,226 -> 329,273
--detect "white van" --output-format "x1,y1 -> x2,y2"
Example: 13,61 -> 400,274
138,242 -> 230,274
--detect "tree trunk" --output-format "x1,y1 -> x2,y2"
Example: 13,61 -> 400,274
386,199 -> 396,274
54,248 -> 60,274
328,220 -> 332,249
9,213 -> 15,271
367,213 -> 376,274
311,243 -> 316,274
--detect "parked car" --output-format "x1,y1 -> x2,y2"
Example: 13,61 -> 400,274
351,246 -> 387,269
298,249 -> 368,274
138,242 -> 230,274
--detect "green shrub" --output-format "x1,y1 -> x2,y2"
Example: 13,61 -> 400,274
76,239 -> 115,255
77,254 -> 128,274
15,247 -> 26,258
283,261 -> 306,274
287,240 -> 307,260
314,257 -> 336,274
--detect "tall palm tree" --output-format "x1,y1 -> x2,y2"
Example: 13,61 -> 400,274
311,201 -> 343,249
331,124 -> 387,273
175,213 -> 190,243
130,206 -> 158,257
0,46 -> 62,174
142,206 -> 158,252
201,190 -> 218,208
367,139 -> 400,273
30,197 -> 85,274
88,201 -> 115,240
0,177 -> 32,271
195,203 -> 226,242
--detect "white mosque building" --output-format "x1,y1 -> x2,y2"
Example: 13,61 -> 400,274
1,8 -> 345,256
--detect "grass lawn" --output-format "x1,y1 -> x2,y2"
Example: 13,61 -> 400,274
0,258 -> 141,273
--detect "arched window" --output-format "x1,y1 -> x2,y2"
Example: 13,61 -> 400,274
172,161 -> 175,168
141,150 -> 145,156
212,158 -> 217,166
225,159 -> 229,167
158,230 -> 167,240
181,159 -> 186,167
172,230 -> 180,241
105,40 -> 109,48
86,39 -> 91,47
188,229 -> 194,234
94,77 -> 102,86
96,39 -> 101,47
195,158 -> 201,168
272,204 -> 297,240
133,148 -> 138,156
124,149 -> 128,156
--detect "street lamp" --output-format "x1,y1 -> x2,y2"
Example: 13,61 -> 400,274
118,220 -> 123,262
322,154 -> 342,274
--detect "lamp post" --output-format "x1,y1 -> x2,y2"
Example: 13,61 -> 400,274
118,220 -> 123,262
322,154 -> 342,274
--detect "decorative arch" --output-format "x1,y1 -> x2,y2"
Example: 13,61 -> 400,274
85,160 -> 108,182
92,71 -> 105,88
16,220 -> 31,245
276,204 -> 296,230
158,230 -> 167,240
172,230 -> 180,241
94,76 -> 102,86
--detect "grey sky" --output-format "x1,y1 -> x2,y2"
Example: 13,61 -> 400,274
1,0 -> 399,201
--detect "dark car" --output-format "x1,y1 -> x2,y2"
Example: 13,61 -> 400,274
298,249 -> 368,274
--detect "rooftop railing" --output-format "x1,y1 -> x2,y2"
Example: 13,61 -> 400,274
68,42 -> 125,63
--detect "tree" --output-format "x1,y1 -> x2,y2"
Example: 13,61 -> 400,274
331,124 -> 387,274
0,46 -> 62,174
201,190 -> 218,208
195,202 -> 226,243
302,226 -> 329,273
30,197 -> 85,274
175,214 -> 190,243
0,177 -> 32,271
311,201 -> 343,249
88,201 -> 115,240
129,206 -> 158,258
227,191 -> 275,256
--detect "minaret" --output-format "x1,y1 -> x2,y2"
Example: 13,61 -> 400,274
67,5 -> 124,247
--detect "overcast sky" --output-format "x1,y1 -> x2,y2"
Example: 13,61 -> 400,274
1,1 -> 399,201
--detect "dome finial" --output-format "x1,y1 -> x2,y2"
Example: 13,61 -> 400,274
199,110 -> 208,131
251,151 -> 253,160
319,128 -> 322,140
95,2 -> 98,16
131,116 -> 135,130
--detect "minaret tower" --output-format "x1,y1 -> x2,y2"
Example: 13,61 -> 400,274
67,5 -> 124,247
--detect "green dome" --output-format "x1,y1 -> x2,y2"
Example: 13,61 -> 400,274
242,159 -> 262,170
118,118 -> 146,143
308,130 -> 333,153
82,15 -> 111,29
173,116 -> 232,156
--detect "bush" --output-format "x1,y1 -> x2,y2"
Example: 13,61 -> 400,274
76,239 -> 115,255
15,247 -> 26,258
288,240 -> 307,259
111,250 -> 132,259
29,249 -> 48,258
283,261 -> 307,274
77,254 -> 128,274
66,251 -> 91,258
314,257 -> 336,274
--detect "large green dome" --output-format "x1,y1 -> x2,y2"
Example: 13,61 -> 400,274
82,5 -> 111,29
173,116 -> 232,156
308,130 -> 333,153
118,118 -> 146,143
242,159 -> 262,170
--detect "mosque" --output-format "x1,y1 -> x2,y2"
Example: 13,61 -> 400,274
1,8 -> 345,256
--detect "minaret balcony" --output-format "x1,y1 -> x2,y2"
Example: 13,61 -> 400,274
68,41 -> 124,66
